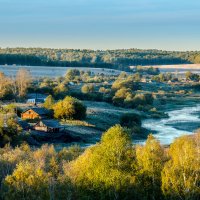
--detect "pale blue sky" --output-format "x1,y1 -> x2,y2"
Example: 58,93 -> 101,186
0,0 -> 200,50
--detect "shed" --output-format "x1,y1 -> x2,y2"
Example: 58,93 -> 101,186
34,120 -> 62,133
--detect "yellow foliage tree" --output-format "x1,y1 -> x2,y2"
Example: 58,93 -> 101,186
162,135 -> 200,200
67,125 -> 136,199
135,134 -> 166,199
3,161 -> 49,200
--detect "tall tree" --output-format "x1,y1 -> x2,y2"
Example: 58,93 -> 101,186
16,69 -> 31,97
162,135 -> 200,200
135,134 -> 165,200
43,95 -> 55,110
67,125 -> 136,199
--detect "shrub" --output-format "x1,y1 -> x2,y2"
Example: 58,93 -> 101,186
120,113 -> 142,128
81,84 -> 95,94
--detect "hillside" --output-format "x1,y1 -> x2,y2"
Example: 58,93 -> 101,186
0,48 -> 200,70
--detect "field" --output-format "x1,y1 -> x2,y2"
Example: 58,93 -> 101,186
59,101 -> 141,145
146,64 -> 200,74
0,65 -> 123,77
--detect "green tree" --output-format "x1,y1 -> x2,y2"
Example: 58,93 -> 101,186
120,113 -> 141,128
0,117 -> 22,147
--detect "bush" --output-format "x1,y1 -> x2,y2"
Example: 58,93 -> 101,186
120,113 -> 142,128
81,84 -> 95,94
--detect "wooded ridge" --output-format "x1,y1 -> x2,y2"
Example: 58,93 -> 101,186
1,48 -> 200,70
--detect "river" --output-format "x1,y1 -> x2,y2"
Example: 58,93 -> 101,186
140,105 -> 200,145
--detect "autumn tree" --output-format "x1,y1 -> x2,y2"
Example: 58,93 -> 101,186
185,71 -> 199,82
135,135 -> 166,200
81,84 -> 95,94
161,135 -> 200,200
16,69 -> 31,97
67,125 -> 136,199
65,69 -> 80,81
3,161 -> 49,199
53,96 -> 86,120
0,72 -> 12,99
53,83 -> 69,98
43,95 -> 55,110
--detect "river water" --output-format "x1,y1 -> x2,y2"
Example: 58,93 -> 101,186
140,105 -> 200,145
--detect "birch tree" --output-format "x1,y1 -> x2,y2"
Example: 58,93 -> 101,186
16,69 -> 31,97
162,135 -> 200,200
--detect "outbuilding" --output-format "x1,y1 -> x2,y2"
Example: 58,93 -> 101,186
33,120 -> 61,133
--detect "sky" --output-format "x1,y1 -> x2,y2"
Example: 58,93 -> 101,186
0,0 -> 200,51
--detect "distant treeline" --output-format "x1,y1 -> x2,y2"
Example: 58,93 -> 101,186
0,48 -> 200,70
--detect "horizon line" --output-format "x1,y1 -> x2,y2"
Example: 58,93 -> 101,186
0,46 -> 199,53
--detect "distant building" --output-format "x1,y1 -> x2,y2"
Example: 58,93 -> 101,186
69,82 -> 75,85
27,93 -> 47,105
129,66 -> 136,70
33,119 -> 62,133
27,98 -> 45,105
21,108 -> 50,120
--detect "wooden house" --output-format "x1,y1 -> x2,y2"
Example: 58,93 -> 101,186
33,120 -> 61,133
21,108 -> 49,120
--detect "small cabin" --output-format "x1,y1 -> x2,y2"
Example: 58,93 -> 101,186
21,108 -> 49,120
33,120 -> 61,133
27,98 -> 45,105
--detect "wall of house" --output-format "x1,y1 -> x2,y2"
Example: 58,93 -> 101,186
34,126 -> 48,132
21,110 -> 40,120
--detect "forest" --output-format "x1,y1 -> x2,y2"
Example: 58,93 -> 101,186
1,48 -> 200,70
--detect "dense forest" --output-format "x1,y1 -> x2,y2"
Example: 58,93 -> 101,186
1,48 -> 200,70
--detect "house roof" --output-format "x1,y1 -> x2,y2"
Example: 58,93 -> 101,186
17,120 -> 30,129
36,119 -> 62,128
27,93 -> 48,99
22,107 -> 50,115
